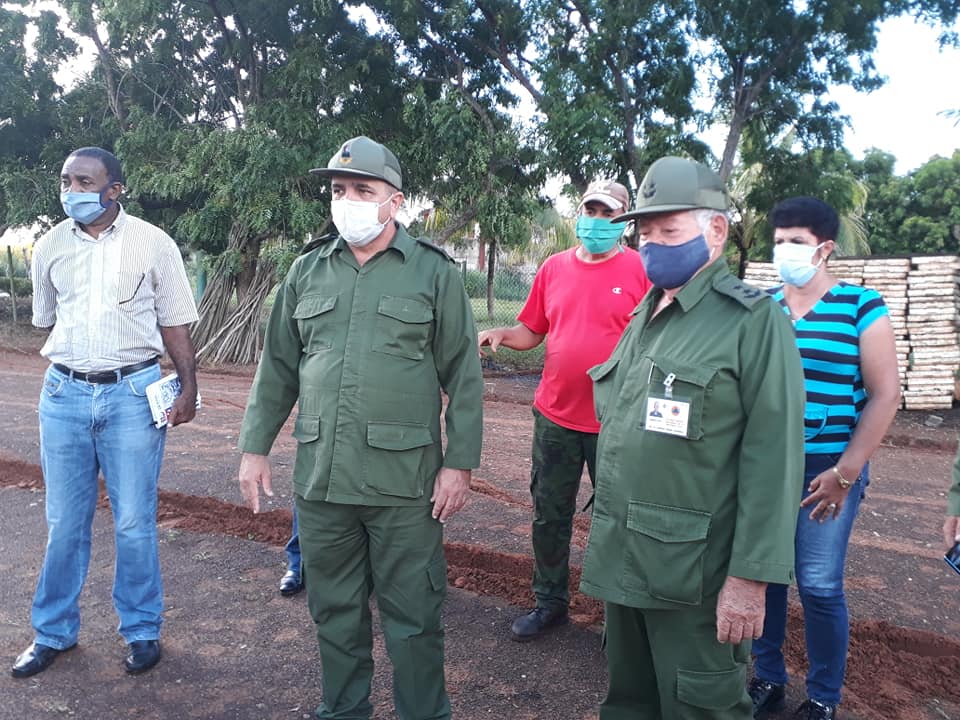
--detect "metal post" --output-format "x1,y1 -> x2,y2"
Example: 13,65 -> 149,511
5,245 -> 17,325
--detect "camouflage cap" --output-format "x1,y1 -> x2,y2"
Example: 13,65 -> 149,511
310,136 -> 403,191
612,156 -> 729,222
579,179 -> 630,211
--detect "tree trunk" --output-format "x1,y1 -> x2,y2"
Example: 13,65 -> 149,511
5,244 -> 17,325
477,238 -> 486,270
485,238 -> 496,320
719,112 -> 746,184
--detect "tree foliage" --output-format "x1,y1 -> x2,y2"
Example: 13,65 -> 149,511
2,0 -> 959,358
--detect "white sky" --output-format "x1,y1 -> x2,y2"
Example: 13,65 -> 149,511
827,16 -> 960,175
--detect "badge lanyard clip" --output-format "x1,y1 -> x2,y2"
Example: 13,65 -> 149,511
663,372 -> 676,400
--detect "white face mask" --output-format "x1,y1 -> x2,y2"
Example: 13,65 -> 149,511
331,195 -> 396,247
772,242 -> 825,287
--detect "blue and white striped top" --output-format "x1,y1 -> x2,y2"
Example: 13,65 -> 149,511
769,282 -> 889,455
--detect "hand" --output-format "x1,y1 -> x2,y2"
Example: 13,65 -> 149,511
477,329 -> 505,356
239,452 -> 273,513
716,576 -> 767,644
799,468 -> 851,522
430,468 -> 471,523
165,390 -> 197,427
944,516 -> 960,551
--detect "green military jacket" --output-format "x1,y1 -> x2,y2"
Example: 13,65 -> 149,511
239,224 -> 483,506
580,259 -> 806,610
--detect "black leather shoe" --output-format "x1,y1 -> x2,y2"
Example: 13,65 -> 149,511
124,640 -> 161,675
794,699 -> 838,719
280,570 -> 303,597
509,607 -> 568,642
279,569 -> 304,596
11,642 -> 76,678
749,677 -> 786,718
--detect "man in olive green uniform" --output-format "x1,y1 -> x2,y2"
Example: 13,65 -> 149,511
581,157 -> 806,719
237,136 -> 483,720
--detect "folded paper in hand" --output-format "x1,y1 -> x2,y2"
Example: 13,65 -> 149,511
146,373 -> 201,428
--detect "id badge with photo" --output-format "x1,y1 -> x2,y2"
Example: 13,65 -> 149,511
644,371 -> 691,437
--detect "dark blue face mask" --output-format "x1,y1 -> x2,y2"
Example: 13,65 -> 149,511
638,234 -> 710,289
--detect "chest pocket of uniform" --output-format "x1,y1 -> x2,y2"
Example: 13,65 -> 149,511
645,357 -> 716,440
588,357 -> 620,423
803,403 -> 829,440
373,295 -> 434,361
293,294 -> 338,352
625,502 -> 712,605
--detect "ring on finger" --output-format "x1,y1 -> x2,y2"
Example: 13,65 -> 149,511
827,502 -> 837,511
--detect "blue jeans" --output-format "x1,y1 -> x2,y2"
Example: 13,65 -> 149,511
753,454 -> 864,705
32,363 -> 166,649
285,507 -> 301,577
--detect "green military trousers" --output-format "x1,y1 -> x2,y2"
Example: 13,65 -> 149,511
530,408 -> 598,611
600,601 -> 752,720
296,497 -> 449,720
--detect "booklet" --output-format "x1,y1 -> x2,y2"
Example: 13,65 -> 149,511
145,373 -> 201,428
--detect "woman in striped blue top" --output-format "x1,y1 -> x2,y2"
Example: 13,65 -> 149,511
749,198 -> 901,720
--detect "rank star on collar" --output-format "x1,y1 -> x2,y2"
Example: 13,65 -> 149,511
612,287 -> 622,294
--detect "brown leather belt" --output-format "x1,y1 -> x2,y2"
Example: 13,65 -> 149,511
52,357 -> 159,384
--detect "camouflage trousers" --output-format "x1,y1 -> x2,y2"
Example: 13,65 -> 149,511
529,407 -> 598,612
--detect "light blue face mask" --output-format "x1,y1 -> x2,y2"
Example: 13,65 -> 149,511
772,242 -> 825,287
60,187 -> 115,225
575,215 -> 623,255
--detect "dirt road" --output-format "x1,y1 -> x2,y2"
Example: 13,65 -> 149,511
1,338 -> 959,719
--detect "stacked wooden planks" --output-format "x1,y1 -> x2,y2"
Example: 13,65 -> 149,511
743,255 -> 959,410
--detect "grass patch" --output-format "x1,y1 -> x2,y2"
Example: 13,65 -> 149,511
472,298 -> 545,372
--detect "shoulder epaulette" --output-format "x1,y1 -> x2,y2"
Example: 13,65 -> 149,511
713,273 -> 768,309
415,236 -> 454,261
300,232 -> 338,256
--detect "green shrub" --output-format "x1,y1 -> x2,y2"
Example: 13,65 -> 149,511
2,277 -> 33,297
463,269 -> 486,298
492,267 -> 531,301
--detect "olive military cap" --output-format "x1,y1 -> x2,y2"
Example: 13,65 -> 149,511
310,136 -> 403,191
613,156 -> 728,222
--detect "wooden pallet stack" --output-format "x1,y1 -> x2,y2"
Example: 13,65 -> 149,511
743,256 -> 959,410
860,259 -> 911,396
902,256 -> 960,410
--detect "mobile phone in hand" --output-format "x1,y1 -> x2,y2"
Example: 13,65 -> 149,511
944,541 -> 960,576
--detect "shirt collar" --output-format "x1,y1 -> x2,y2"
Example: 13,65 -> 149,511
673,258 -> 729,312
332,222 -> 414,262
70,204 -> 128,239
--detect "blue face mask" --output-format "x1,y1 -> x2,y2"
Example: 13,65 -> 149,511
575,215 -> 622,255
61,186 -> 115,225
639,234 -> 710,289
772,242 -> 825,287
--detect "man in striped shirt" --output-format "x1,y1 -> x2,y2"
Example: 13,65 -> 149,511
12,147 -> 199,679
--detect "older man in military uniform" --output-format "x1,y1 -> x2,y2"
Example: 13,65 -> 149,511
237,136 -> 483,720
580,157 -> 806,719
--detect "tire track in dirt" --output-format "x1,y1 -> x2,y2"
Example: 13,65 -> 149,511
4,452 -> 960,720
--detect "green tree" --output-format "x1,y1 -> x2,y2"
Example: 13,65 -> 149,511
859,150 -> 960,255
0,4 -> 77,233
696,0 -> 960,181
57,0 -> 415,363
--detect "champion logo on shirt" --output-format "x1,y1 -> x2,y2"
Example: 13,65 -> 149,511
612,287 -> 623,294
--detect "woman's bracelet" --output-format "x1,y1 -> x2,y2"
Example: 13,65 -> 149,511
832,466 -> 852,489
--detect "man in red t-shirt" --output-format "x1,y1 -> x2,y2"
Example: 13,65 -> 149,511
479,180 -> 651,641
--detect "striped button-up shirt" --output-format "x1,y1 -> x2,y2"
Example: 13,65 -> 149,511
31,207 -> 199,372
